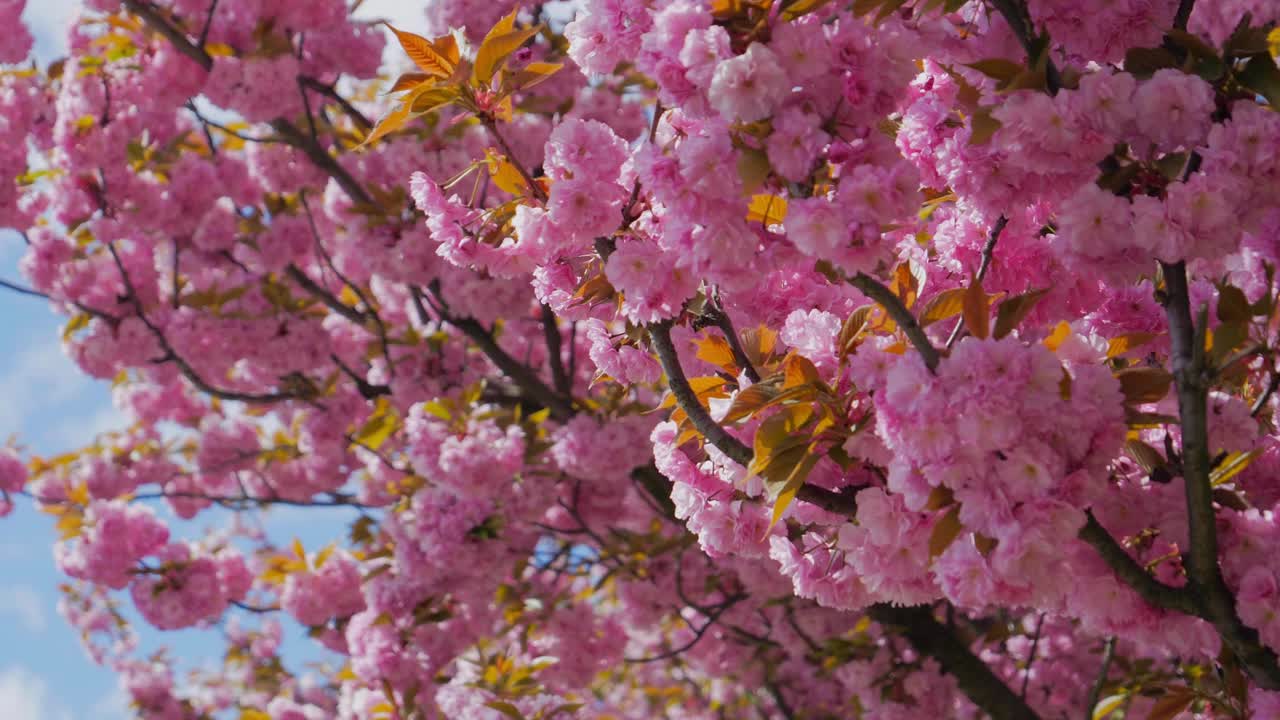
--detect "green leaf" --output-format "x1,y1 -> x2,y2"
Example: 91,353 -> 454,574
1123,47 -> 1177,79
1239,54 -> 1280,110
964,58 -> 1024,84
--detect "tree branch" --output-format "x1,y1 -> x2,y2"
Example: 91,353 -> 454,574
948,215 -> 1008,350
1078,511 -> 1201,616
123,0 -> 213,71
300,76 -> 373,131
987,0 -> 1061,95
1173,0 -> 1196,31
412,286 -> 575,422
1162,260 -> 1280,689
541,304 -> 571,395
850,272 -> 940,373
869,604 -> 1041,720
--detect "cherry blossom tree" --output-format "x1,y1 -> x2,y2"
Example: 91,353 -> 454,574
3,0 -> 1280,717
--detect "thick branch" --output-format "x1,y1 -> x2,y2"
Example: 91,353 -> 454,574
1162,260 -> 1280,689
850,272 -> 940,373
650,320 -> 753,466
870,604 -> 1041,720
1078,511 -> 1201,615
1173,0 -> 1195,31
123,0 -> 213,71
300,76 -> 374,131
987,0 -> 1061,94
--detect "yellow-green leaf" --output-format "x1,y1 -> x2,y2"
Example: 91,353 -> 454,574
1092,694 -> 1126,720
353,398 -> 400,450
1211,448 -> 1262,487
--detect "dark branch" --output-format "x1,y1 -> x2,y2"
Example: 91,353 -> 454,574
987,0 -> 1061,95
948,215 -> 1008,350
1173,0 -> 1196,31
1078,511 -> 1201,615
850,272 -> 940,373
300,76 -> 374,131
870,604 -> 1042,720
1162,260 -> 1280,689
123,0 -> 213,71
412,286 -> 575,422
541,304 -> 571,395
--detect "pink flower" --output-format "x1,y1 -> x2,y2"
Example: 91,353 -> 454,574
1132,69 -> 1216,151
708,43 -> 790,122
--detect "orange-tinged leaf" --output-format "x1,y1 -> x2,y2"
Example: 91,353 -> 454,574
696,335 -> 737,372
361,101 -> 414,148
474,23 -> 541,87
1144,687 -> 1195,720
1115,366 -> 1173,405
1211,448 -> 1262,487
746,194 -> 788,225
1044,321 -> 1071,351
766,446 -> 821,533
720,381 -> 782,424
992,287 -> 1048,339
387,72 -> 433,94
384,23 -> 454,78
507,61 -> 563,92
486,151 -> 529,196
962,279 -> 989,340
782,353 -> 821,389
1107,332 -> 1157,359
918,288 -> 967,327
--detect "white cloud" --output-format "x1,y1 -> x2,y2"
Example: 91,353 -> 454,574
0,666 -> 73,720
0,585 -> 48,633
0,336 -> 110,442
20,0 -> 81,64
91,686 -> 130,720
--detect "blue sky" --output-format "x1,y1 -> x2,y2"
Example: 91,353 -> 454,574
0,1 -> 428,716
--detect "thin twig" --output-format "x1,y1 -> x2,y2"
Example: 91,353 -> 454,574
947,215 -> 1008,350
1085,637 -> 1117,720
1020,613 -> 1045,699
1173,0 -> 1196,30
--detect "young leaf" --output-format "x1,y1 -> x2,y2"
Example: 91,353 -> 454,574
474,18 -> 541,87
962,279 -> 989,340
1115,367 -> 1173,405
918,288 -> 967,327
384,23 -> 455,78
992,288 -> 1048,339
